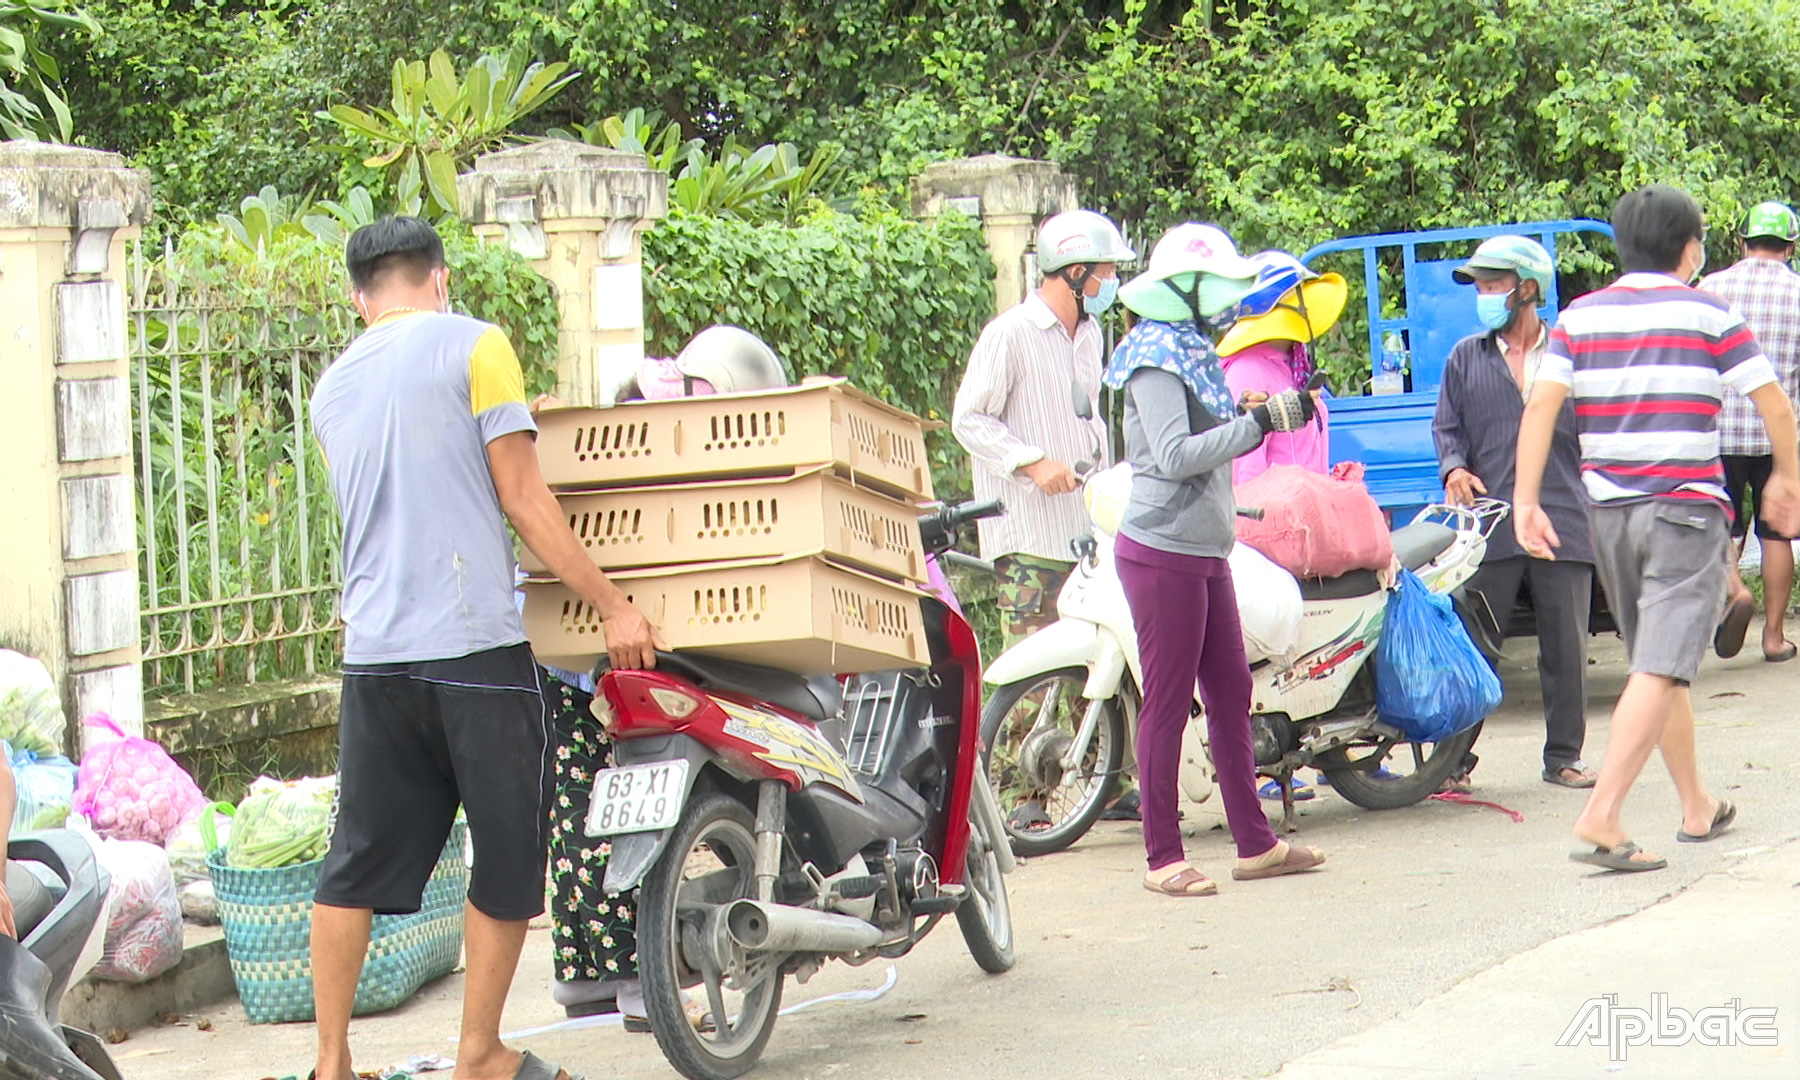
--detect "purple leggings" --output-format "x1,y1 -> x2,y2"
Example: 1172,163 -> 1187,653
1115,535 -> 1277,869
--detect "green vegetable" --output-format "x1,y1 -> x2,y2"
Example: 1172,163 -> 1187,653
226,776 -> 336,869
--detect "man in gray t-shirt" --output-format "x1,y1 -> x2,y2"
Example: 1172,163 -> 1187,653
307,217 -> 656,1080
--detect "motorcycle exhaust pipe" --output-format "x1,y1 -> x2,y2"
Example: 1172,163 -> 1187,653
725,899 -> 885,954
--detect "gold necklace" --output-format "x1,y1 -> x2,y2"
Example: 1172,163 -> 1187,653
370,305 -> 430,324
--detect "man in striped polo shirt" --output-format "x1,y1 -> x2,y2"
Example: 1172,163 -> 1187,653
1515,184 -> 1800,874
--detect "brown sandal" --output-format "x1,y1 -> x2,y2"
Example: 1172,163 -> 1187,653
1232,842 -> 1326,881
1143,864 -> 1218,897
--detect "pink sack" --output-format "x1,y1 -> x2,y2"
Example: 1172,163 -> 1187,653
1234,464 -> 1393,580
75,713 -> 206,846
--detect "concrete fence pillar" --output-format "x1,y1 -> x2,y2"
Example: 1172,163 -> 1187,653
459,141 -> 670,407
910,155 -> 1079,314
0,141 -> 152,745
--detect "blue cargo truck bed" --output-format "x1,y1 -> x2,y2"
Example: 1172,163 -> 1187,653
1302,219 -> 1615,526
1326,392 -> 1441,526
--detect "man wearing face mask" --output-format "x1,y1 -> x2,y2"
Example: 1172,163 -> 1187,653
308,217 -> 657,1080
953,209 -> 1134,652
954,209 -> 1135,832
1433,235 -> 1596,794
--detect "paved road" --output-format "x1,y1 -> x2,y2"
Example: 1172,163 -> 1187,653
116,631 -> 1800,1080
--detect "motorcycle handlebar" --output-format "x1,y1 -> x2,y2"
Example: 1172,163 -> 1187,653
918,498 -> 1005,556
930,498 -> 1005,531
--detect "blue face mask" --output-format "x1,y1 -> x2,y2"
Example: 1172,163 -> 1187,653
1476,290 -> 1516,331
1084,275 -> 1120,316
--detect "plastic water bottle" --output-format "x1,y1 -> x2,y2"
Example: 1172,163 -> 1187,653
1372,332 -> 1408,395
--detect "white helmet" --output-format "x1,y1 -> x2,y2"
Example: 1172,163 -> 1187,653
674,326 -> 791,394
1036,210 -> 1135,274
1119,223 -> 1261,323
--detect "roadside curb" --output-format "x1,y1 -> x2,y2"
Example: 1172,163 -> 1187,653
63,927 -> 236,1034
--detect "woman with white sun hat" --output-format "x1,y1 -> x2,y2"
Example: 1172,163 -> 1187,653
1104,223 -> 1329,898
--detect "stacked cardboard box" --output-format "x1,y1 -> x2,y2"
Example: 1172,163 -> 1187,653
521,377 -> 936,675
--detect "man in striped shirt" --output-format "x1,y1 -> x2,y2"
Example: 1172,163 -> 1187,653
954,209 -> 1133,649
1515,184 -> 1800,874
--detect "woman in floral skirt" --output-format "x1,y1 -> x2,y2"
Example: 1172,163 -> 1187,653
544,669 -> 650,1023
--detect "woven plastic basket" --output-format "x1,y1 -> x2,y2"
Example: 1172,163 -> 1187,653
207,821 -> 468,1024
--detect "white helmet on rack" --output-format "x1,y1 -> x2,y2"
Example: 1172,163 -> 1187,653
1035,210 -> 1135,275
673,325 -> 792,394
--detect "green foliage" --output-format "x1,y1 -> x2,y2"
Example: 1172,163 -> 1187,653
320,47 -> 579,219
442,228 -> 561,399
551,109 -> 846,224
1043,0 -> 1800,255
0,0 -> 95,140
642,208 -> 996,500
667,138 -> 845,225
218,184 -> 423,252
513,0 -> 1097,200
55,0 -> 531,219
550,106 -> 700,172
216,186 -> 315,253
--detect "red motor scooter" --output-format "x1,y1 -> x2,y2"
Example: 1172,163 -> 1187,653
588,499 -> 1015,1080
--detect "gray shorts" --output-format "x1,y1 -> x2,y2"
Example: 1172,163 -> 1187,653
1589,500 -> 1729,683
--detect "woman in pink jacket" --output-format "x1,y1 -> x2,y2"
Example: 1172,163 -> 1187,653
1218,253 -> 1351,803
1216,253 -> 1347,486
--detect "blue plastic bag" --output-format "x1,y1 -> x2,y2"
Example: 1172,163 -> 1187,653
5,740 -> 79,836
1374,570 -> 1502,743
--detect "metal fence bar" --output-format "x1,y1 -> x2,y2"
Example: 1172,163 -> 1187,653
129,239 -> 349,698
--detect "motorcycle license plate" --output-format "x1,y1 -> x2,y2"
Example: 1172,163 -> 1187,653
584,760 -> 690,836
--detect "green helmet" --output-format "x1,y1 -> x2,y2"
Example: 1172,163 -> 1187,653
1452,235 -> 1555,301
1741,201 -> 1800,243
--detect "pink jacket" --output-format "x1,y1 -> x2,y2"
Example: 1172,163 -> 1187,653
1223,341 -> 1330,486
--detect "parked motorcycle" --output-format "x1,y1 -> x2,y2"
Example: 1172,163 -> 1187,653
2,831 -> 123,1080
981,461 -> 1510,851
589,499 -> 1015,1080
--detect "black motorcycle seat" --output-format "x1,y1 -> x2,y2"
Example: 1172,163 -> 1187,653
1295,522 -> 1457,602
1392,521 -> 1457,571
1298,570 -> 1382,601
654,652 -> 843,725
5,861 -> 53,940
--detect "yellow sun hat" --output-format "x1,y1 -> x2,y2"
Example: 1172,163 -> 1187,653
1215,272 -> 1349,358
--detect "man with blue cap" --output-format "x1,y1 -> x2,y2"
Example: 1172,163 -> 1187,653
1435,235 -> 1598,792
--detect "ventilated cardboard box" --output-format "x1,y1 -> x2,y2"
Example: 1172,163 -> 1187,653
535,378 -> 935,501
520,468 -> 926,582
522,554 -> 928,675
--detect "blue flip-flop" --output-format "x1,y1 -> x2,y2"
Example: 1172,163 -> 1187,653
1259,777 -> 1315,801
1313,766 -> 1399,787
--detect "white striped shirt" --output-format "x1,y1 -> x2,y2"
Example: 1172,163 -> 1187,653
952,293 -> 1108,561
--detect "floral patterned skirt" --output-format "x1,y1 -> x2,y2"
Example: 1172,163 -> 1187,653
546,673 -> 640,984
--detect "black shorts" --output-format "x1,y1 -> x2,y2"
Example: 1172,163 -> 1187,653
1723,454 -> 1790,541
315,643 -> 552,920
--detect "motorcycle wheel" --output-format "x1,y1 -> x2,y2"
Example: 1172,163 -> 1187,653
638,793 -> 784,1080
980,669 -> 1125,858
955,797 -> 1016,974
1318,726 -> 1480,811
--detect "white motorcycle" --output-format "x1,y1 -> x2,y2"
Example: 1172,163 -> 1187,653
980,463 -> 1508,852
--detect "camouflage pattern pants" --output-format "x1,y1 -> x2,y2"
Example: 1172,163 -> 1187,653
993,553 -> 1077,651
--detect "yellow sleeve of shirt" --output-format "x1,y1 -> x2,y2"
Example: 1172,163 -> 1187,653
469,326 -> 527,416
